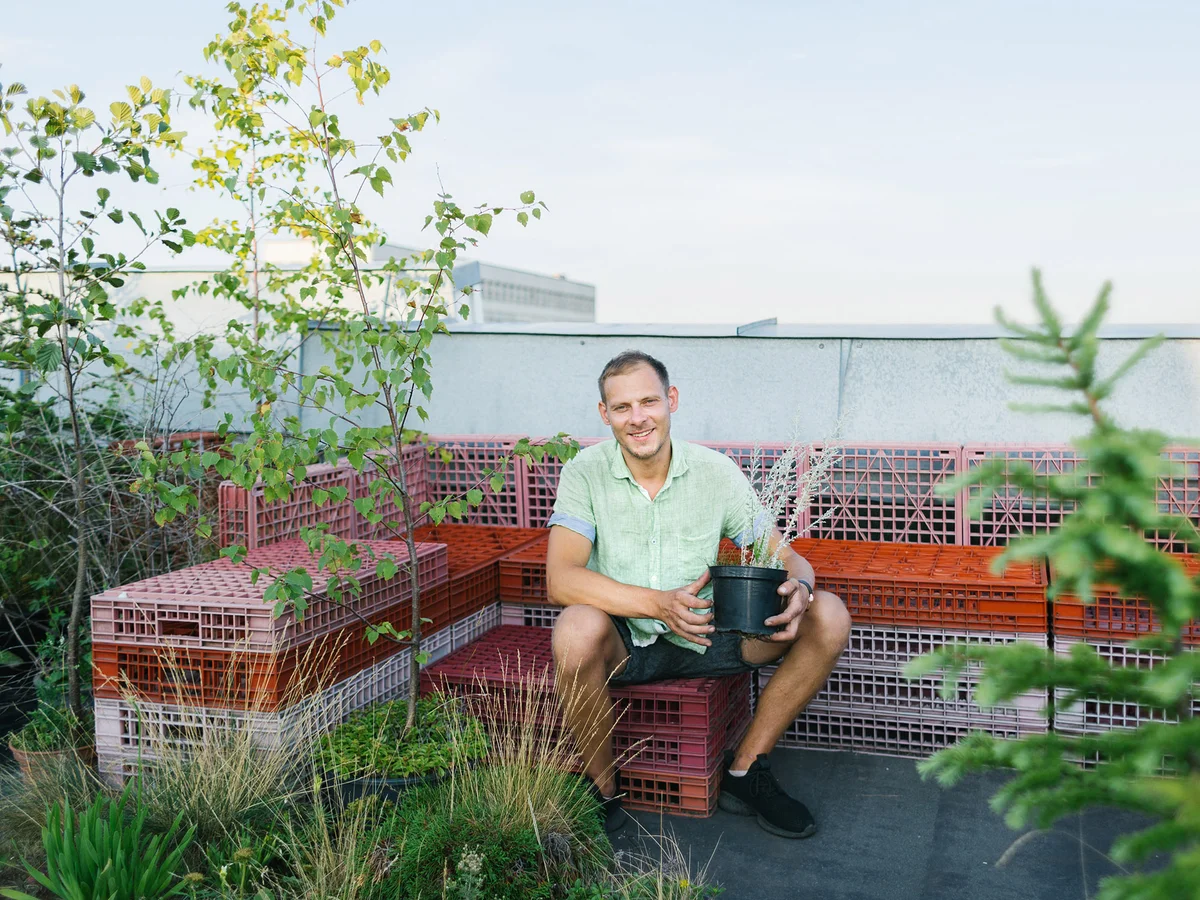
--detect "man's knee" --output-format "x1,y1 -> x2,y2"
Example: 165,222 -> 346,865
807,590 -> 851,657
552,604 -> 617,673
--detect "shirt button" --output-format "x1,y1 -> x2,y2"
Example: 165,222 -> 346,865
650,576 -> 658,585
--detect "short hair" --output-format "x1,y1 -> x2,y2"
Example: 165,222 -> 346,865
598,350 -> 670,404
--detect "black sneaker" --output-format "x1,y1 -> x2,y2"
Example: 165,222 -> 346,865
718,752 -> 816,839
583,770 -> 628,834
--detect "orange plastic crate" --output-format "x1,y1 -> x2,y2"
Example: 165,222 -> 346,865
499,535 -> 550,603
791,538 -> 1048,632
1051,554 -> 1200,644
407,525 -> 546,620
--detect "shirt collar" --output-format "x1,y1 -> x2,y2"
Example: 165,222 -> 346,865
609,435 -> 689,486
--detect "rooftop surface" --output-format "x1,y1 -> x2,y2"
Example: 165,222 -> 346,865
616,747 -> 1153,900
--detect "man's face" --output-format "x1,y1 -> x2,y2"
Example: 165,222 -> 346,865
598,364 -> 679,462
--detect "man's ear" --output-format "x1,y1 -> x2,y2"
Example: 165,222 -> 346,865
667,385 -> 679,413
598,400 -> 611,425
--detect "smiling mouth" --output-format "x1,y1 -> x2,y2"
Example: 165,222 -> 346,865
629,429 -> 654,441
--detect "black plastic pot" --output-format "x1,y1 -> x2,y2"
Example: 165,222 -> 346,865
325,768 -> 446,806
709,565 -> 787,636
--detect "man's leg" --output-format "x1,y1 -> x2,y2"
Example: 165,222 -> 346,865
732,590 -> 851,770
550,604 -> 629,796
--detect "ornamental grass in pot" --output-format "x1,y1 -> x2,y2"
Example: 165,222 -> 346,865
710,435 -> 840,637
6,702 -> 96,780
318,694 -> 489,803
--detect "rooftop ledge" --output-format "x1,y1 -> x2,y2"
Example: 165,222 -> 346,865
309,320 -> 1200,340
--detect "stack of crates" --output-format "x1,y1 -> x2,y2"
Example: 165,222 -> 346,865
1051,557 -> 1200,742
766,537 -> 1051,757
963,443 -> 1200,749
419,626 -> 751,817
90,538 -> 449,784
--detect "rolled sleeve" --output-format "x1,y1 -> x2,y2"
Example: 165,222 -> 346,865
548,460 -> 596,543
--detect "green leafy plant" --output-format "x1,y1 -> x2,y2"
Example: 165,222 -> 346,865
318,696 -> 488,779
1,787 -> 195,900
122,0 -> 579,741
906,270 -> 1200,900
6,703 -> 91,753
0,70 -> 196,724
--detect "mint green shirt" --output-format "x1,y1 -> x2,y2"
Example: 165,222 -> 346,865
548,437 -> 760,654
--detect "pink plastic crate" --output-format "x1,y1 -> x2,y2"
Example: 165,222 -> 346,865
961,444 -> 1200,550
1052,637 -> 1199,733
500,602 -> 561,629
1150,445 -> 1200,553
425,435 -> 523,527
778,705 -> 1021,758
218,463 -> 356,550
90,540 -> 448,651
960,445 -> 1091,547
807,444 -> 961,545
759,625 -> 1048,733
352,444 -> 429,540
520,437 -> 604,529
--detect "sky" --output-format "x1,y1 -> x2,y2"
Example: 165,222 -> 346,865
3,1 -> 1199,325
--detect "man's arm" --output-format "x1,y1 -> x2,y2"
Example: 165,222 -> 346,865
546,524 -> 717,647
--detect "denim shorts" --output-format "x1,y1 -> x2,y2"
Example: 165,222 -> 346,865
609,615 -> 763,685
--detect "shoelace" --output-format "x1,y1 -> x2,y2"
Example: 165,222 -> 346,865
748,766 -> 781,799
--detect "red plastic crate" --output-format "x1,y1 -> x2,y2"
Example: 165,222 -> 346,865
218,463 -> 356,550
792,538 -> 1049,632
90,584 -> 445,711
806,444 -> 961,545
620,765 -> 723,818
90,540 -> 448,651
352,444 -> 429,540
1051,554 -> 1200,645
419,626 -> 750,736
499,535 -> 550,603
519,438 -> 604,529
425,435 -> 524,526
612,702 -> 751,776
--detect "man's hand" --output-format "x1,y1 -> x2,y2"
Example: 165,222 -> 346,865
763,577 -> 813,643
654,570 -> 714,647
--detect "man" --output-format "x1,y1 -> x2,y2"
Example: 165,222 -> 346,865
547,350 -> 851,838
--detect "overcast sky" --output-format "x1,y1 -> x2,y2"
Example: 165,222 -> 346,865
4,1 -> 1199,325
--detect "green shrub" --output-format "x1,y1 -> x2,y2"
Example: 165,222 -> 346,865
2,787 -> 194,900
373,777 -> 601,900
318,697 -> 488,779
6,704 -> 92,753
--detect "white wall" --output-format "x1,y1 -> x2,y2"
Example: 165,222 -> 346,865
297,325 -> 1200,445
